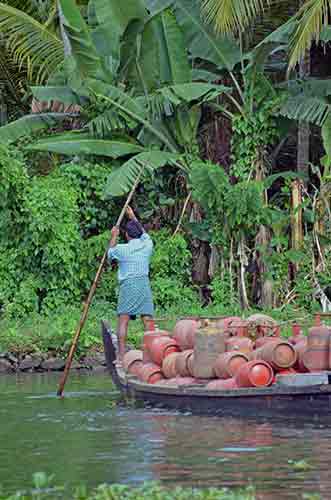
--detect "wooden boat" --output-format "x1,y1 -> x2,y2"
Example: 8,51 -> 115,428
101,320 -> 331,417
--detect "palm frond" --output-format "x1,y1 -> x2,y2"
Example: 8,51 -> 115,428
0,46 -> 28,119
288,0 -> 331,70
0,3 -> 64,83
201,0 -> 271,35
3,0 -> 57,23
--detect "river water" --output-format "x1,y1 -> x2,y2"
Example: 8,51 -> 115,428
1,372 -> 331,499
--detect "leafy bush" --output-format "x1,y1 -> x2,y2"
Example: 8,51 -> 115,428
210,271 -> 238,310
0,474 -> 256,500
58,161 -> 119,237
150,229 -> 199,309
0,148 -> 122,318
0,155 -> 82,317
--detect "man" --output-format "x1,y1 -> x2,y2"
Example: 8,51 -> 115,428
108,206 -> 154,365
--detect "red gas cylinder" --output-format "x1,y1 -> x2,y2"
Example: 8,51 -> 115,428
235,360 -> 274,388
288,323 -> 305,345
162,352 -> 180,378
123,350 -> 143,376
173,319 -> 200,350
140,363 -> 164,384
255,332 -> 280,349
294,340 -> 308,373
149,336 -> 180,366
187,352 -> 195,377
252,340 -> 297,370
225,319 -> 248,336
304,326 -> 331,371
207,378 -> 238,390
175,350 -> 194,377
225,326 -> 253,354
143,330 -> 170,362
307,326 -> 331,348
214,351 -> 249,379
216,316 -> 241,335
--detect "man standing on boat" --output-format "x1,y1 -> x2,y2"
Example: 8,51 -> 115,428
108,206 -> 154,365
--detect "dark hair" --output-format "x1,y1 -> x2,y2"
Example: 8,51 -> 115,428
126,220 -> 143,239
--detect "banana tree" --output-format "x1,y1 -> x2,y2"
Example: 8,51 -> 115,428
4,0 -> 233,183
0,0 -> 291,309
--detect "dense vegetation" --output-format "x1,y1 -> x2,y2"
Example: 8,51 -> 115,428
0,475 -> 256,500
0,0 -> 331,353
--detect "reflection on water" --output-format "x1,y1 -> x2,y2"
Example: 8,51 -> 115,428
0,373 -> 330,499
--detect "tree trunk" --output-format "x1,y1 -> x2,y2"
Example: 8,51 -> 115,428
253,152 -> 273,308
208,244 -> 220,279
297,50 -> 311,179
255,225 -> 273,308
238,236 -> 249,309
291,179 -> 303,250
190,203 -> 210,303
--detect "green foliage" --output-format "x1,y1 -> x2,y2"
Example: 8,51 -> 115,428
190,160 -> 230,215
0,146 -> 120,317
210,271 -> 237,310
230,74 -> 280,180
0,144 -> 28,240
58,161 -> 117,236
150,229 -> 199,309
0,301 -> 110,356
0,476 -> 256,500
191,160 -> 266,244
225,180 -> 266,232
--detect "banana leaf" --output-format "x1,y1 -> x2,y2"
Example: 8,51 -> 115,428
59,0 -> 101,80
26,133 -> 144,157
145,0 -> 241,71
0,113 -> 72,143
31,86 -> 84,106
91,0 -> 146,61
105,150 -> 179,196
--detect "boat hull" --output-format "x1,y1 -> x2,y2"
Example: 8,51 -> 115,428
101,320 -> 331,417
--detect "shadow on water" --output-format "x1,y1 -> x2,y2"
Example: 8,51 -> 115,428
0,372 -> 330,499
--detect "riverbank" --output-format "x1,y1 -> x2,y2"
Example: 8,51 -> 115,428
0,349 -> 107,375
0,300 -> 316,375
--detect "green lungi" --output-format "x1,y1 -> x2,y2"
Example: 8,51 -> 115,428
117,276 -> 154,317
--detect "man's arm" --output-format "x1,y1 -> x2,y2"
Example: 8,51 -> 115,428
109,226 -> 119,248
108,226 -> 122,261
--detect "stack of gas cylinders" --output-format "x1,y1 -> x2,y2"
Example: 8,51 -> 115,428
122,313 -> 331,389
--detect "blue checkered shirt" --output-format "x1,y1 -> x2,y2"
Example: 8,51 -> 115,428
108,233 -> 153,283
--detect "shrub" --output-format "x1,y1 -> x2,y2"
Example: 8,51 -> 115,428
150,230 -> 199,309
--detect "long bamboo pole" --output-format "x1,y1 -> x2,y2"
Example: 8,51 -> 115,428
57,167 -> 144,397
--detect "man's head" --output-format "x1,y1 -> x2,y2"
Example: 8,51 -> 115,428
126,219 -> 143,241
